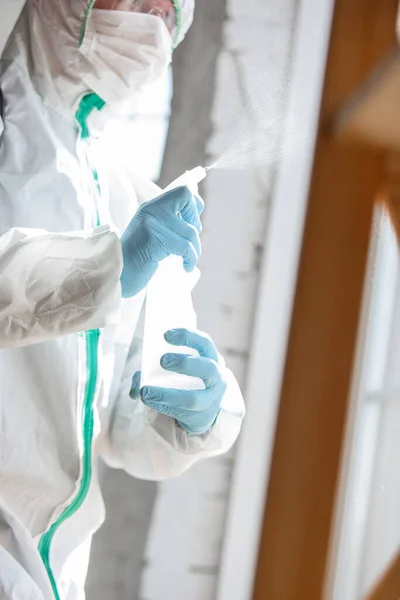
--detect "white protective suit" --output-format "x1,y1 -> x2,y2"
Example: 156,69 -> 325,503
0,1 -> 245,599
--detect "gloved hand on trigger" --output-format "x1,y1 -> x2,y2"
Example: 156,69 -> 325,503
130,329 -> 226,435
120,186 -> 204,298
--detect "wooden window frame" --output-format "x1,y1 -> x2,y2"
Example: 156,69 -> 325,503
252,2 -> 400,600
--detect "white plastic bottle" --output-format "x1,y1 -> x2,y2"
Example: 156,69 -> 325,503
140,167 -> 207,391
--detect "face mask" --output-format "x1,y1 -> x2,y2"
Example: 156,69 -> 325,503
94,0 -> 179,39
80,9 -> 173,105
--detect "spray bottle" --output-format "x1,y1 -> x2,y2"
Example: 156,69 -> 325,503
140,166 -> 207,391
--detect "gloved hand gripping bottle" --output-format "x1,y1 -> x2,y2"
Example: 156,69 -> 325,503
140,167 -> 207,391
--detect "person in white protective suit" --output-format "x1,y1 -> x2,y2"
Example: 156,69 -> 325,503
0,1 -> 245,599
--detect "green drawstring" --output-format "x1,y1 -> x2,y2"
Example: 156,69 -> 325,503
171,0 -> 182,49
79,0 -> 97,47
75,93 -> 105,139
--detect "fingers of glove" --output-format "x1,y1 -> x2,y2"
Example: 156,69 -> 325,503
161,354 -> 225,390
141,385 -> 216,412
156,229 -> 199,272
178,239 -> 199,273
174,187 -> 203,233
164,329 -> 219,362
143,400 -> 183,421
129,371 -> 142,399
137,212 -> 201,266
154,187 -> 202,233
163,216 -> 201,261
194,194 -> 205,217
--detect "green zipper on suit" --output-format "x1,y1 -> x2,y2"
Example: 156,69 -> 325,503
38,92 -> 105,600
38,330 -> 100,600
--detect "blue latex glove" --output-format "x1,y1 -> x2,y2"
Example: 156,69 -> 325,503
130,329 -> 226,435
120,186 -> 204,298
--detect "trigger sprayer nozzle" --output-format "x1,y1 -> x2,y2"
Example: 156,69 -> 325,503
186,166 -> 207,186
164,166 -> 207,194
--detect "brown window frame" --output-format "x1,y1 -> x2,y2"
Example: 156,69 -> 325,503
252,2 -> 400,599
